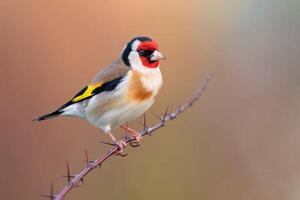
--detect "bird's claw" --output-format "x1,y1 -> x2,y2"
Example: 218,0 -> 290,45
129,132 -> 142,147
114,140 -> 127,156
121,125 -> 143,146
129,141 -> 140,147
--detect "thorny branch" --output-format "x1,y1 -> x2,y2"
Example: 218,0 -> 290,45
41,75 -> 212,200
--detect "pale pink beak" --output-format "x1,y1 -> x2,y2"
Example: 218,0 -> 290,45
150,50 -> 166,61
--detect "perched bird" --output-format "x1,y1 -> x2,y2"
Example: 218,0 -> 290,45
35,36 -> 165,151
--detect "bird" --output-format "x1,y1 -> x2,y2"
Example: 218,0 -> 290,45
35,36 -> 165,151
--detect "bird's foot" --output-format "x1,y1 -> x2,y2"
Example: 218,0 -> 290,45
107,131 -> 127,156
114,140 -> 127,156
120,125 -> 142,147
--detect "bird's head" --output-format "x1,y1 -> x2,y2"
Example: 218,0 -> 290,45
122,36 -> 165,71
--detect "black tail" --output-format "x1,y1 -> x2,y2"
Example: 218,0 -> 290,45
34,109 -> 63,121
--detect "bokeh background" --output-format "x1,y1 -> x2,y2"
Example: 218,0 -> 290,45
1,0 -> 300,199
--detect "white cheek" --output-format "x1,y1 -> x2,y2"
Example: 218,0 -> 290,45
128,51 -> 149,73
131,40 -> 140,51
128,51 -> 142,67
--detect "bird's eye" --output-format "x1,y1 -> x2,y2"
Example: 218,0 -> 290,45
139,50 -> 145,56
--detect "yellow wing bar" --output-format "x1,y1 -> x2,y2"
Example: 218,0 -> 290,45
72,82 -> 101,103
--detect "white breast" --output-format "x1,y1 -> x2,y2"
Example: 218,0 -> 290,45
85,67 -> 162,132
140,67 -> 163,96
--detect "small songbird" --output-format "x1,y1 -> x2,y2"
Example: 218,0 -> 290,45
36,36 -> 165,151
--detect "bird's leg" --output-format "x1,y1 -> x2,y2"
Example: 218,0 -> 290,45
107,131 -> 127,153
120,125 -> 142,147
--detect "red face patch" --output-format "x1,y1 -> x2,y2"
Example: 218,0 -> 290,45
137,41 -> 158,51
137,41 -> 160,68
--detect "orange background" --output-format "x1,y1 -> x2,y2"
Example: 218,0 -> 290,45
1,0 -> 300,199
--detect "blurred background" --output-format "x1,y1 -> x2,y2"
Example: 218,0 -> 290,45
1,0 -> 300,199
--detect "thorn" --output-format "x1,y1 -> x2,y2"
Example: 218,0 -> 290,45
62,175 -> 76,178
83,149 -> 95,166
162,107 -> 169,122
84,148 -> 90,165
66,160 -> 71,182
143,114 -> 147,129
125,123 -> 130,140
41,182 -> 55,200
85,149 -> 88,163
139,114 -> 149,133
140,123 -> 151,135
50,183 -> 54,199
100,141 -> 115,146
65,160 -> 72,183
124,123 -> 129,138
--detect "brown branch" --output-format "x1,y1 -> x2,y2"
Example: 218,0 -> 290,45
42,75 -> 212,200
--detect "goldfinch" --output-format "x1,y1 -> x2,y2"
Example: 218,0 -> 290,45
36,36 -> 165,150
